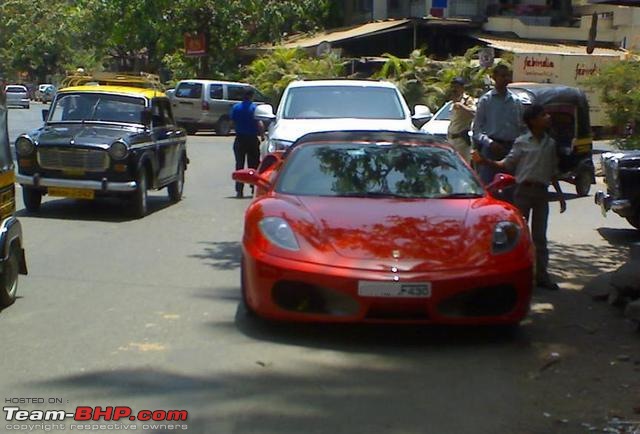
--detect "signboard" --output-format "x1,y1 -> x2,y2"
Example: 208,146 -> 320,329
513,53 -> 620,127
184,33 -> 207,57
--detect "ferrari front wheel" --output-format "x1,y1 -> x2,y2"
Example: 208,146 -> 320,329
240,256 -> 256,317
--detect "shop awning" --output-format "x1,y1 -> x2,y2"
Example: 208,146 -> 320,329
241,19 -> 412,55
473,34 -> 625,56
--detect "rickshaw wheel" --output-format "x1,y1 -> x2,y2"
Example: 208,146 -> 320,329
0,245 -> 19,308
22,187 -> 42,212
575,171 -> 591,197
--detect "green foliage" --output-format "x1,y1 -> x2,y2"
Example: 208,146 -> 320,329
586,56 -> 640,149
374,47 -> 500,111
244,48 -> 345,105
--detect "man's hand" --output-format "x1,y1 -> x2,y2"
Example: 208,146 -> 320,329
489,140 -> 505,156
470,149 -> 483,164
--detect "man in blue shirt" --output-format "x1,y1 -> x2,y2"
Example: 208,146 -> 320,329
231,89 -> 263,198
473,64 -> 525,184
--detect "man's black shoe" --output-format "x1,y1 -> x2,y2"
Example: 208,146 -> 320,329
236,191 -> 244,198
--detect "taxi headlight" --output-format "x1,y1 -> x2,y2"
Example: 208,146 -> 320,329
109,141 -> 129,160
259,217 -> 300,251
492,221 -> 521,255
16,137 -> 35,156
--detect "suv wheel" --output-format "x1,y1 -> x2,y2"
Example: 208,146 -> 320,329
22,187 -> 42,212
0,244 -> 20,308
215,117 -> 232,136
167,159 -> 185,202
131,169 -> 148,218
626,212 -> 640,230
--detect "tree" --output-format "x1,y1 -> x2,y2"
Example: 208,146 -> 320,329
587,56 -> 640,149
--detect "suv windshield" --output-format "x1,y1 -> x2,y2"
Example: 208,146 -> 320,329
276,143 -> 484,198
282,86 -> 405,120
49,93 -> 146,124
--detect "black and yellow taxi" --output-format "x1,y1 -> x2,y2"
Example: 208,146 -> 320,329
15,72 -> 188,218
0,82 -> 28,308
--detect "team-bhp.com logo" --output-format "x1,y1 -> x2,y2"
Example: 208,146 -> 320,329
4,406 -> 188,422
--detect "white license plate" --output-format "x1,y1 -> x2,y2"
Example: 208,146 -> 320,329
358,281 -> 431,298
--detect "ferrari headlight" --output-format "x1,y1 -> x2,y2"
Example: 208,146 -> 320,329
16,137 -> 35,156
259,217 -> 299,251
109,141 -> 129,160
492,221 -> 521,255
267,139 -> 293,152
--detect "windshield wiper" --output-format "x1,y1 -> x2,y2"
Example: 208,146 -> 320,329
431,193 -> 484,199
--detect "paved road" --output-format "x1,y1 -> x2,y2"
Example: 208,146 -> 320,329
1,104 -> 638,434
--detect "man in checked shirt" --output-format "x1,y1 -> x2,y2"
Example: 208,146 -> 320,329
472,104 -> 567,290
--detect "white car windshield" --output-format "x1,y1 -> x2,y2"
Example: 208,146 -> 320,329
282,86 -> 405,120
49,93 -> 146,124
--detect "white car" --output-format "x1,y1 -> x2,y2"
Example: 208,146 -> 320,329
255,80 -> 432,154
4,85 -> 30,109
420,101 -> 452,141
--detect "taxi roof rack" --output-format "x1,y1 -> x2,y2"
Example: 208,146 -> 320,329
60,71 -> 164,91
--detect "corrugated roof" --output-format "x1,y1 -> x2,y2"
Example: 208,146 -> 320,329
250,19 -> 412,51
474,34 -> 625,56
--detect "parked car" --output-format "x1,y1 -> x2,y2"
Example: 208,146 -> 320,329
0,85 -> 28,308
255,80 -> 433,155
36,84 -> 56,103
596,151 -> 640,230
15,73 -> 188,218
170,80 -> 267,135
4,85 -> 30,109
421,100 -> 453,141
233,130 -> 533,324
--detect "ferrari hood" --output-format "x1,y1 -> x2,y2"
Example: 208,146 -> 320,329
295,196 -> 471,266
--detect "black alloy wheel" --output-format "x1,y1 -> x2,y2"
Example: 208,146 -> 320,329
131,169 -> 148,218
215,117 -> 232,136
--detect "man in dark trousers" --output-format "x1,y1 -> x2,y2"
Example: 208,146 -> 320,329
472,64 -> 525,184
472,104 -> 567,290
231,88 -> 263,198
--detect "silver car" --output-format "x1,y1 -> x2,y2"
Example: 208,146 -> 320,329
5,85 -> 30,109
170,80 -> 266,135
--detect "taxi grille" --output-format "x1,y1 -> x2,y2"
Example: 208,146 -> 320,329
37,148 -> 109,172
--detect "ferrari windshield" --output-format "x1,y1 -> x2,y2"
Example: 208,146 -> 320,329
276,143 -> 484,198
282,86 -> 405,120
49,93 -> 146,124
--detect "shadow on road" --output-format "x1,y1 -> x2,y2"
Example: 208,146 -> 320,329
191,241 -> 242,270
14,195 -> 173,222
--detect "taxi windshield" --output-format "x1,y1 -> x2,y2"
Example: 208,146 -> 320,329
276,143 -> 484,198
49,93 -> 146,124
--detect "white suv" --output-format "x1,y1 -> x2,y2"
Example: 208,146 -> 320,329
256,80 -> 432,153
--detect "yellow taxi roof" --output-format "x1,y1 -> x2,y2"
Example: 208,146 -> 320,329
59,85 -> 165,99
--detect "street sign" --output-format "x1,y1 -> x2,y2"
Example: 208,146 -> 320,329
184,33 -> 207,57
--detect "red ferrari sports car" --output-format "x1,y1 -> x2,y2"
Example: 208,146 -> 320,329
233,131 -> 534,325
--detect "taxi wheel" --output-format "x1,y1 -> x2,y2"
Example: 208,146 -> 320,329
0,245 -> 20,308
215,117 -> 232,136
167,159 -> 185,202
575,171 -> 591,197
22,187 -> 42,212
131,170 -> 148,218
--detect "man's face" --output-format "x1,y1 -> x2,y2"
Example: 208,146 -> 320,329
451,83 -> 464,98
531,112 -> 551,130
492,69 -> 512,89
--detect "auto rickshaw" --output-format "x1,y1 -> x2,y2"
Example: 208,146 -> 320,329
0,82 -> 28,308
508,83 -> 595,196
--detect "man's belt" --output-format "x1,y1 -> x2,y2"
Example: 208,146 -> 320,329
449,130 -> 469,140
